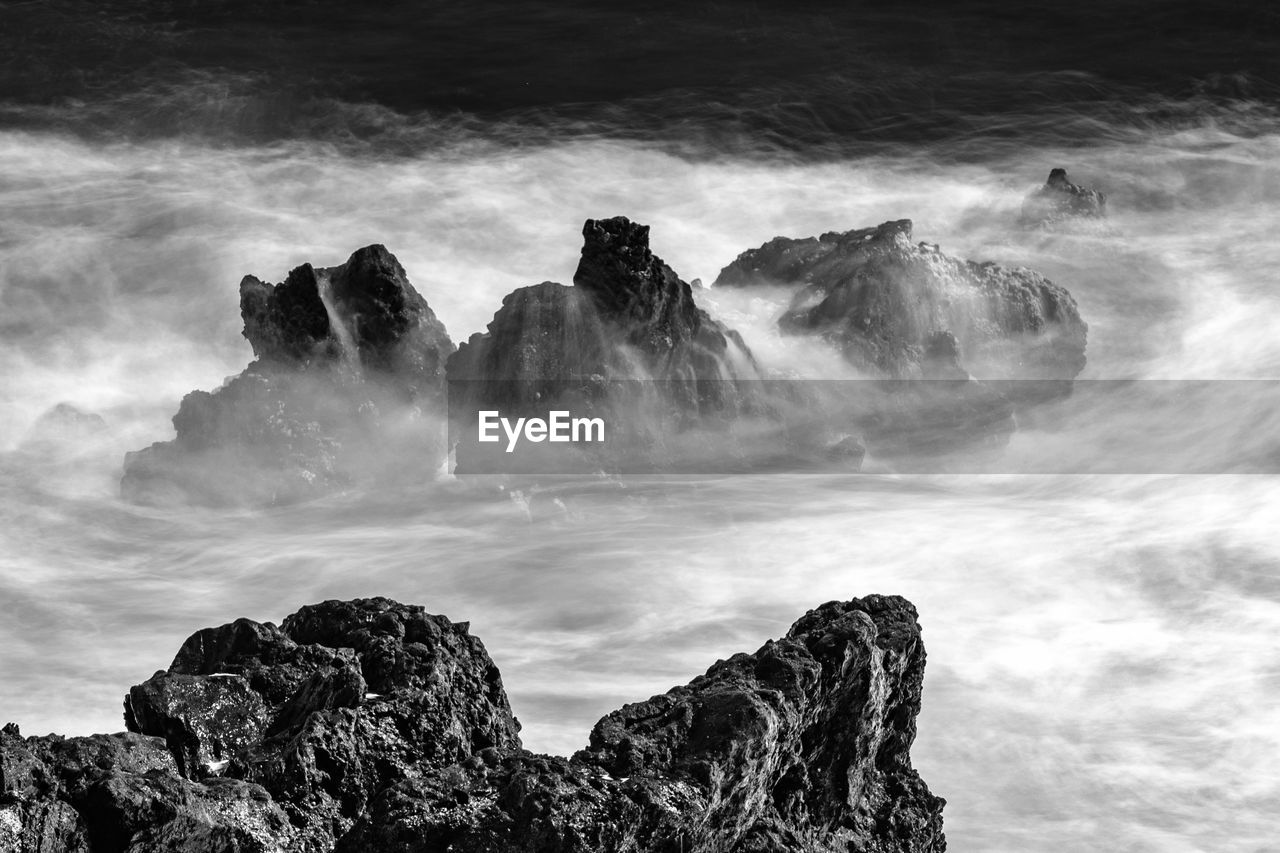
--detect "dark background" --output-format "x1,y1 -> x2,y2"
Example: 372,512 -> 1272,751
2,0 -> 1278,152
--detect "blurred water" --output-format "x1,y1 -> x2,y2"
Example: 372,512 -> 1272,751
3,9 -> 1280,847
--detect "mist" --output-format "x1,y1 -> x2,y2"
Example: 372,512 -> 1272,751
3,98 -> 1280,850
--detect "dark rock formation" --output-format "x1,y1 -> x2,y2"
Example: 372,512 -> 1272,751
714,219 -> 1087,386
447,217 -> 767,472
122,246 -> 455,506
238,246 -> 451,382
1019,168 -> 1107,227
448,217 -> 759,403
2,596 -> 944,852
0,724 -> 293,853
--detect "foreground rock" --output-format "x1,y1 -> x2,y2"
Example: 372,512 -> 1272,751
2,596 -> 945,852
121,246 -> 455,506
1019,168 -> 1107,227
714,219 -> 1087,390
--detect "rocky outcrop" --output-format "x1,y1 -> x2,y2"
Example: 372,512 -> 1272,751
714,219 -> 1087,387
121,246 -> 455,506
448,217 -> 760,410
1019,168 -> 1107,227
0,724 -> 293,853
447,217 -> 767,471
2,596 -> 944,852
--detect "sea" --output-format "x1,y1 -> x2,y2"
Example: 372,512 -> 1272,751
1,2 -> 1279,850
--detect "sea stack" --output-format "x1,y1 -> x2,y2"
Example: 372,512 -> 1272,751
1019,168 -> 1107,226
715,219 -> 1088,390
121,246 -> 455,507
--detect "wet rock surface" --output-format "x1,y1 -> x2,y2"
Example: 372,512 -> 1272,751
447,217 -> 770,472
2,596 -> 944,852
1019,168 -> 1107,227
715,219 -> 1087,385
121,246 -> 455,507
448,217 -> 760,406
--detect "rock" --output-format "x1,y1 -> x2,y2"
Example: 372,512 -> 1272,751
447,217 -> 766,471
340,595 -> 944,852
239,245 -> 452,383
714,220 -> 909,290
711,220 -> 1075,462
574,596 -> 944,852
122,246 -> 455,507
0,725 -> 292,853
714,219 -> 1088,387
3,596 -> 944,851
125,598 -> 522,850
448,217 -> 760,396
18,403 -> 108,451
1019,168 -> 1107,226
446,282 -> 613,407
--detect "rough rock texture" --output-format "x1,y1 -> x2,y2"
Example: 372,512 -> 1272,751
1019,168 -> 1107,227
448,217 -> 759,406
2,596 -> 944,852
714,219 -> 1088,387
0,724 -> 293,853
446,218 -> 767,471
121,599 -> 522,852
121,246 -> 455,506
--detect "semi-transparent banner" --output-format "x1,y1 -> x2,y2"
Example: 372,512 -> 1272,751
447,379 -> 1280,474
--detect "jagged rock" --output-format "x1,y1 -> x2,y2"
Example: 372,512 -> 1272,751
0,725 -> 293,853
446,218 -> 765,471
714,219 -> 1087,387
124,673 -> 270,780
448,217 -> 759,400
124,598 -> 522,851
339,595 -> 944,852
1019,168 -> 1107,226
447,282 -> 612,402
239,246 -> 451,382
121,246 -> 455,507
574,597 -> 943,852
3,596 -> 943,851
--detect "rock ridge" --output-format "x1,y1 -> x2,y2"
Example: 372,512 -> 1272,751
1,596 -> 945,852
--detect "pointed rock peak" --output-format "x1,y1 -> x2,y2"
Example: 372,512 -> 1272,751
1022,167 -> 1106,224
342,243 -> 403,277
570,216 -> 708,358
573,216 -> 686,315
239,263 -> 331,364
331,244 -> 414,313
236,245 -> 451,370
327,243 -> 437,358
580,216 -> 654,266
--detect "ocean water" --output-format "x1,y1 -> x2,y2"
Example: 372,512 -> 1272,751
2,3 -> 1279,850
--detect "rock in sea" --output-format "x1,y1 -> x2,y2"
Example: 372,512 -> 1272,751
446,216 -> 771,471
448,215 -> 760,402
714,218 -> 1087,386
120,245 -> 455,507
1019,168 -> 1107,227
